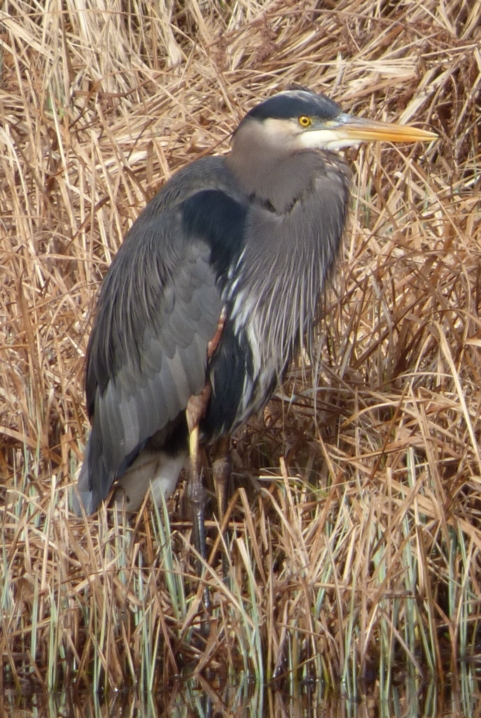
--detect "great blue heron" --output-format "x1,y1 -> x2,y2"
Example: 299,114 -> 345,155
75,88 -> 435,556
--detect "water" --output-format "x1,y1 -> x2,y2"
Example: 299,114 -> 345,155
3,671 -> 481,718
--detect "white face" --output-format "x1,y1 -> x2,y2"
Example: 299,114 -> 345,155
296,126 -> 363,151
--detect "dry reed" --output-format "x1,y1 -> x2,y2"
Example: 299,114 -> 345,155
1,0 -> 481,695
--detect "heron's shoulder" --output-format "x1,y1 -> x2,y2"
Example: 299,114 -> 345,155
145,156 -> 242,214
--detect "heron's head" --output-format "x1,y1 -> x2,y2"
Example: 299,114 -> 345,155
233,88 -> 436,153
228,88 -> 436,212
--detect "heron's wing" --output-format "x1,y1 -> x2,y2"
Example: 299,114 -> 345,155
76,184 -> 247,515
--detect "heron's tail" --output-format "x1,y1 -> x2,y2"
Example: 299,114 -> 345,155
113,448 -> 187,512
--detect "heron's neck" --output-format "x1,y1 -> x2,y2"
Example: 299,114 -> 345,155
227,128 -> 316,214
226,149 -> 351,378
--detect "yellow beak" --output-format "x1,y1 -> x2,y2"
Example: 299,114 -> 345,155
336,115 -> 437,144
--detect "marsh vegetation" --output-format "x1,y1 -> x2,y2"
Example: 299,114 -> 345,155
1,0 -> 481,698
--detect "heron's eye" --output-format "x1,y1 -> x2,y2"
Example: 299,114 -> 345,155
298,116 -> 312,127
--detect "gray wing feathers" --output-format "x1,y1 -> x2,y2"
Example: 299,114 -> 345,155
111,246 -> 220,459
77,239 -> 222,514
76,156 -> 243,515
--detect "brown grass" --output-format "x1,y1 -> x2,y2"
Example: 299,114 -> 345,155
1,0 -> 481,697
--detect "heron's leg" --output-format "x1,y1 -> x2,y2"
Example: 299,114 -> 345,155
186,386 -> 211,615
213,435 -> 231,524
207,310 -> 229,526
185,309 -> 227,620
213,435 -> 231,582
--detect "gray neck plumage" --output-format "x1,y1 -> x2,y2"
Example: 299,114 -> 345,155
226,140 -> 351,379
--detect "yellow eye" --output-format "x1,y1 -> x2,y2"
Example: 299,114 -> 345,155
298,115 -> 311,127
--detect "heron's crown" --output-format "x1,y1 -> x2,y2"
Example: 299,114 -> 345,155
245,90 -> 342,123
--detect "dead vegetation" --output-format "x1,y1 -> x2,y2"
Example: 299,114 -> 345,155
1,0 -> 481,696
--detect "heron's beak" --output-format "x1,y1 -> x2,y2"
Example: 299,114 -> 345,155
302,114 -> 437,151
336,115 -> 437,144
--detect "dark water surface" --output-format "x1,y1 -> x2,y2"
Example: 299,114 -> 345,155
2,672 -> 481,718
